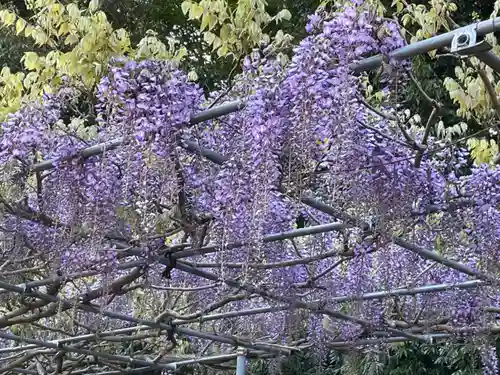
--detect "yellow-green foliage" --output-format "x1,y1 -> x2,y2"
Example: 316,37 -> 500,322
390,0 -> 499,164
443,66 -> 500,122
467,138 -> 499,166
180,0 -> 293,59
0,0 -> 186,121
442,39 -> 500,165
393,0 -> 457,48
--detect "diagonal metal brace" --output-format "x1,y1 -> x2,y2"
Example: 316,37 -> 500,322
455,40 -> 493,55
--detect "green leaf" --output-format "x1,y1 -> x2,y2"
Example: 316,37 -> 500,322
64,34 -> 79,45
88,0 -> 99,12
23,71 -> 38,89
15,18 -> 26,35
203,31 -> 216,45
219,24 -> 230,41
66,3 -> 81,19
247,21 -> 260,40
261,33 -> 270,45
0,10 -> 16,26
22,52 -> 40,70
217,43 -> 229,57
275,9 -> 292,22
45,50 -> 60,65
200,13 -> 210,31
58,22 -> 70,36
24,24 -> 34,37
181,1 -> 191,15
212,36 -> 222,50
274,29 -> 284,44
208,13 -> 218,30
401,13 -> 412,26
175,46 -> 187,60
190,3 -> 203,19
187,70 -> 198,81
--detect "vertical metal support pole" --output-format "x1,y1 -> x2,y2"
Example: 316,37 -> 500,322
236,347 -> 247,375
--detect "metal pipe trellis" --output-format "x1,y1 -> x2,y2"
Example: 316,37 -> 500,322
2,291 -> 494,364
349,17 -> 500,72
0,280 -> 293,356
164,138 -> 495,282
1,218 -> 487,294
3,17 -> 500,374
0,221 -> 349,295
0,331 -> 178,371
172,262 -> 433,343
171,222 -> 349,259
0,279 -> 489,357
328,334 -> 453,348
0,147 -> 491,365
0,329 -> 270,372
329,325 -> 500,348
3,250 -> 472,364
2,259 -> 431,344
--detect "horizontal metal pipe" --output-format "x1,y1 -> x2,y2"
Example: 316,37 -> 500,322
92,368 -> 155,375
392,237 -> 493,281
330,279 -> 485,303
32,137 -> 124,172
172,222 -> 347,259
181,250 -> 339,269
349,17 -> 500,73
12,367 -> 148,375
190,101 -> 245,124
169,280 -> 486,325
172,353 -> 239,367
0,331 -> 176,370
0,280 -> 290,355
328,333 -> 451,348
12,369 -> 94,375
0,325 -> 156,354
0,259 -> 146,295
329,325 -> 500,348
30,101 -> 244,172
